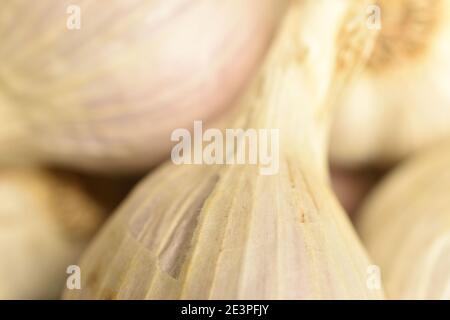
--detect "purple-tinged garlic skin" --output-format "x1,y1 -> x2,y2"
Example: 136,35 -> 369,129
0,0 -> 283,172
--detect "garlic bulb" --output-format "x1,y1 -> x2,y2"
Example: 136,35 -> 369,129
356,143 -> 450,299
0,168 -> 127,299
0,0 -> 282,172
64,1 -> 382,300
330,0 -> 450,167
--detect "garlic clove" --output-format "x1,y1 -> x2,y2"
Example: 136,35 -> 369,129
330,0 -> 450,167
64,1 -> 382,300
0,168 -> 129,299
0,0 -> 284,172
356,142 -> 450,299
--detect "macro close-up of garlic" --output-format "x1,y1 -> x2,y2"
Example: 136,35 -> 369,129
0,0 -> 449,304
331,0 -> 450,167
356,143 -> 450,299
0,0 -> 283,172
0,168 -> 131,299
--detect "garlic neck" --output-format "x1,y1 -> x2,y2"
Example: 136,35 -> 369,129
232,0 -> 376,175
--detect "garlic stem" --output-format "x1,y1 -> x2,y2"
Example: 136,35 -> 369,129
232,0 -> 377,178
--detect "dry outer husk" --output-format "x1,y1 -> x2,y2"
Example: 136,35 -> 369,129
356,142 -> 450,299
64,0 -> 382,299
330,0 -> 450,167
0,167 -> 130,299
0,0 -> 283,172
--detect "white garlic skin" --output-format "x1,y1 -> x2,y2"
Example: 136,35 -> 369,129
357,143 -> 450,299
0,0 -> 282,172
330,0 -> 450,167
0,169 -> 107,299
63,162 -> 384,300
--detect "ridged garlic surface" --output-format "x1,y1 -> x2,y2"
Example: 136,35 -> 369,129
64,1 -> 382,300
331,0 -> 450,167
0,0 -> 282,172
0,168 -> 123,299
357,143 -> 450,299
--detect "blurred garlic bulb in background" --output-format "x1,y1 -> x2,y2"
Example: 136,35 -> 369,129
64,1 -> 382,300
357,143 -> 450,299
330,0 -> 450,167
0,0 -> 283,173
0,168 -> 130,299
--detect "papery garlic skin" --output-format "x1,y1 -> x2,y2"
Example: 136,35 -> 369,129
330,0 -> 450,167
64,1 -> 382,300
0,0 -> 282,172
65,162 -> 381,299
0,169 -> 112,299
356,144 -> 450,299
